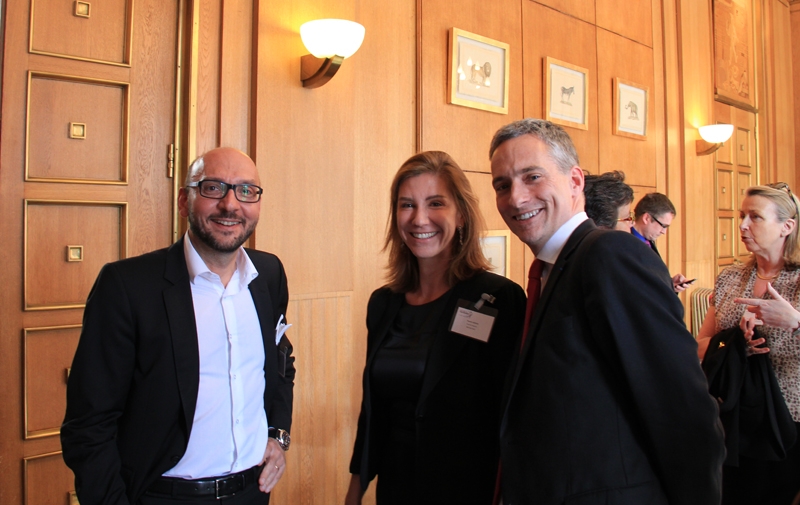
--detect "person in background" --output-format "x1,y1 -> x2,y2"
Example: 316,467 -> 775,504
489,118 -> 725,505
696,183 -> 800,505
582,170 -> 634,231
62,148 -> 294,505
631,192 -> 692,292
345,151 -> 525,505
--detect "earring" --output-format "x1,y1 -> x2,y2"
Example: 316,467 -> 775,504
458,226 -> 464,246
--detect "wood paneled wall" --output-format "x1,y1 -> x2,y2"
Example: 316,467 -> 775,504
178,1 -> 797,505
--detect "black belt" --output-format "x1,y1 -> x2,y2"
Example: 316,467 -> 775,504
148,464 -> 262,499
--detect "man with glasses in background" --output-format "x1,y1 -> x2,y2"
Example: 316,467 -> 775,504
631,192 -> 692,292
62,147 -> 294,505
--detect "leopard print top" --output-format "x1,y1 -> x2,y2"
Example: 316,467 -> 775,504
714,262 -> 800,421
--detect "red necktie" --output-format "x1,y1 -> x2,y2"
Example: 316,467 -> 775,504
520,259 -> 544,349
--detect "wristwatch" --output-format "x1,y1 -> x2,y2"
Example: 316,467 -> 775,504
268,427 -> 291,451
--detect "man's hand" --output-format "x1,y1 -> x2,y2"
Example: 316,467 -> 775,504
672,273 -> 690,293
258,437 -> 286,493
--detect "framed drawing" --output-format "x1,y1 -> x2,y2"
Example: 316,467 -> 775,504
544,57 -> 588,130
481,230 -> 511,278
713,0 -> 756,111
448,28 -> 510,114
613,78 -> 648,140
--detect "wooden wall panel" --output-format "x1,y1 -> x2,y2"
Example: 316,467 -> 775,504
792,3 -> 800,191
522,2 -> 598,172
596,29 -> 656,186
680,0 -> 717,295
597,0 -> 653,47
532,0 -> 595,24
420,0 -> 523,173
274,293 -> 354,504
769,0 -> 795,187
219,0 -> 253,152
196,0 -> 222,155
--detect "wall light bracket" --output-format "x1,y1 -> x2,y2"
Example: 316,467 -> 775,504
300,19 -> 364,89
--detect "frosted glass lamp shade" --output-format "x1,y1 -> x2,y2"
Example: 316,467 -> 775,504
300,19 -> 365,59
698,124 -> 734,144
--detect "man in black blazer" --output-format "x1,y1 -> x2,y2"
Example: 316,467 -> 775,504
489,119 -> 725,505
62,148 -> 294,505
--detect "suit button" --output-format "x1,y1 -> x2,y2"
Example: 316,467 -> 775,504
171,455 -> 181,463
416,415 -> 425,421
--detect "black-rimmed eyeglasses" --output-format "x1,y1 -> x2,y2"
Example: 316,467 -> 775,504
649,213 -> 669,229
186,180 -> 263,203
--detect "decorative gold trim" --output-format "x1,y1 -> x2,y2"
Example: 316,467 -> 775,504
29,0 -> 133,67
481,230 -> 512,279
66,245 -> 84,262
23,325 -> 82,439
447,28 -> 510,115
23,450 -> 70,505
172,0 -> 187,243
68,122 -> 86,140
544,56 -> 589,131
24,199 -> 128,311
25,71 -> 130,185
74,1 -> 90,18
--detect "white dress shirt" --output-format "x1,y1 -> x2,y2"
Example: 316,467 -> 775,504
535,212 -> 588,287
163,234 -> 268,478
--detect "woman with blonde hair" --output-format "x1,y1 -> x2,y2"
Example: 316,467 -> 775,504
697,183 -> 800,504
345,151 -> 525,505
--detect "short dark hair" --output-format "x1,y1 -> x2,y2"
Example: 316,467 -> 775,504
489,118 -> 579,173
634,193 -> 676,220
583,171 -> 634,229
384,151 -> 491,293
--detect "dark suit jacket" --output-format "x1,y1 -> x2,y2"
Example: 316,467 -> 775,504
61,238 -> 295,505
500,220 -> 725,505
350,271 -> 525,504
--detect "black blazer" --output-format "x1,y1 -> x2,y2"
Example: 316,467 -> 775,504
349,271 -> 525,504
61,238 -> 295,505
500,220 -> 725,505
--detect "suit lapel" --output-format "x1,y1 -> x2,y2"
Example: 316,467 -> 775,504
163,238 -> 201,433
246,259 -> 276,377
502,221 -> 596,420
366,292 -> 405,366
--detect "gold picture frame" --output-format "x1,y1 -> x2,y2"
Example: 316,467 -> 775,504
481,230 -> 511,278
613,77 -> 648,140
544,57 -> 588,130
447,28 -> 510,114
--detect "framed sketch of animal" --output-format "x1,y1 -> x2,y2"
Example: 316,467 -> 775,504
544,57 -> 588,130
613,77 -> 649,140
447,28 -> 510,114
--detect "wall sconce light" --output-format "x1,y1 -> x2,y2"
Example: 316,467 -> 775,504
300,19 -> 365,89
696,124 -> 734,156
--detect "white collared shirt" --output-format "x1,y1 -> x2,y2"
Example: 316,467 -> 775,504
163,233 -> 268,478
535,212 -> 588,287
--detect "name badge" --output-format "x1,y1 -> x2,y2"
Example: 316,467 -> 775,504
449,298 -> 498,342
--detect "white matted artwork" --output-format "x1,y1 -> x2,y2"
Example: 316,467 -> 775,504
447,28 -> 510,114
613,77 -> 648,140
481,230 -> 511,278
544,57 -> 588,130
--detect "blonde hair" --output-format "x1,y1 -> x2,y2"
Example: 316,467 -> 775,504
745,183 -> 800,266
384,151 -> 491,293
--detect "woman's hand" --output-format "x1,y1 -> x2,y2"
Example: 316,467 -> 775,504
737,310 -> 769,355
735,283 -> 800,331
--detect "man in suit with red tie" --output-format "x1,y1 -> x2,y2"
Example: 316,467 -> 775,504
489,119 -> 725,505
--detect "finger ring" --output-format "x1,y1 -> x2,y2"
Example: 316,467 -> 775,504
275,465 -> 279,469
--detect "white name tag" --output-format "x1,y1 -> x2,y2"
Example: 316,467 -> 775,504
449,300 -> 497,342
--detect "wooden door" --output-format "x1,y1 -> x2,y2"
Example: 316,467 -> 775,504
0,0 -> 183,503
714,101 -> 757,274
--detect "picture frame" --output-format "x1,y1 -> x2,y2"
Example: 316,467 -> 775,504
713,0 -> 756,111
544,57 -> 588,130
447,28 -> 510,114
481,230 -> 511,279
613,77 -> 648,140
